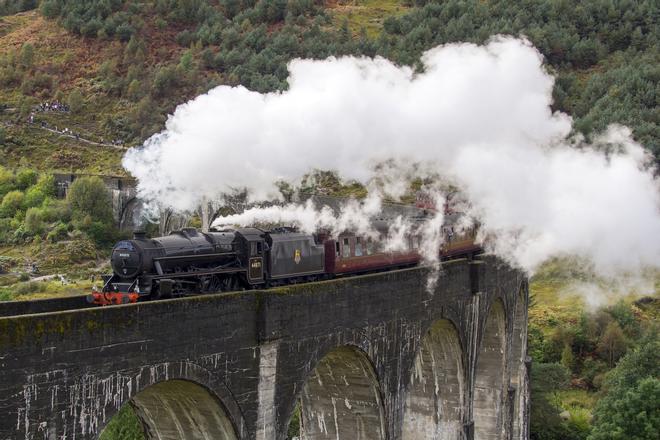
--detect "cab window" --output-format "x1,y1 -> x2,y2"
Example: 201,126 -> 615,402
250,242 -> 263,256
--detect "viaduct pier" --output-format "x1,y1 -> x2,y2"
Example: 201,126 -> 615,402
0,256 -> 529,440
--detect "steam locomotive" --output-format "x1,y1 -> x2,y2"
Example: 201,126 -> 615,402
88,216 -> 481,306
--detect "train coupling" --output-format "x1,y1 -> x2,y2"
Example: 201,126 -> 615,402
86,291 -> 139,306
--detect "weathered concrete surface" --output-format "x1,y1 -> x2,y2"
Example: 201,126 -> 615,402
0,256 -> 529,440
131,380 -> 238,440
402,320 -> 464,440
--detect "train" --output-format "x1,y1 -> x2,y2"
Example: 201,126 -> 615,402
88,214 -> 482,306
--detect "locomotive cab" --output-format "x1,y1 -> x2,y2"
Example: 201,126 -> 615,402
234,228 -> 266,285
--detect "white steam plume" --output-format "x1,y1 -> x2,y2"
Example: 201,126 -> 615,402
124,36 -> 660,280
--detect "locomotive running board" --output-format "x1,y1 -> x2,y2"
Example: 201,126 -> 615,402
150,267 -> 247,280
153,252 -> 237,275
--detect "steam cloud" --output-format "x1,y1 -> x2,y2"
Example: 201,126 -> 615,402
124,37 -> 660,280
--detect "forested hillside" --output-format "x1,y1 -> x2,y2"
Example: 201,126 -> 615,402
1,0 -> 657,168
0,1 -> 658,439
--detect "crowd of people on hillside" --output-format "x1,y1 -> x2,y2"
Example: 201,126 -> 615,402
26,115 -> 126,147
34,100 -> 69,113
32,118 -> 81,140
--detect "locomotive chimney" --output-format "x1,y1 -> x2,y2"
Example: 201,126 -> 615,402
133,231 -> 147,240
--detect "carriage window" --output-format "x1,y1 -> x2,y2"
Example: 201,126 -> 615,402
257,242 -> 263,254
412,236 -> 419,249
342,237 -> 351,258
366,238 -> 373,255
335,241 -> 340,257
355,237 -> 363,256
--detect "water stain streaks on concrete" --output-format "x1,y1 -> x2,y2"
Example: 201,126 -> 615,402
0,257 -> 529,440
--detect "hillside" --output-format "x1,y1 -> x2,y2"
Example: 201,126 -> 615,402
0,0 -> 658,174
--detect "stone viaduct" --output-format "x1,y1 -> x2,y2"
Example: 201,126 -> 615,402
0,256 -> 529,440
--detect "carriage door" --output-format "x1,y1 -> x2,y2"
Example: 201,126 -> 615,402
248,240 -> 264,284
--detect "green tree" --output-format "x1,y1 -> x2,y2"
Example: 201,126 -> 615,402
66,176 -> 112,223
530,362 -> 572,440
561,343 -> 575,372
126,79 -> 142,101
19,43 -> 34,68
597,322 -> 628,367
589,333 -> 660,440
152,65 -> 178,97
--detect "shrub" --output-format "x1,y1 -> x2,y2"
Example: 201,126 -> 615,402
46,222 -> 68,243
99,404 -> 144,440
24,207 -> 43,235
152,65 -> 178,96
19,43 -> 34,68
14,281 -> 46,296
40,198 -> 70,223
34,174 -> 56,198
39,0 -> 60,18
126,79 -> 142,101
1,190 -> 24,218
23,187 -> 45,209
67,88 -> 84,114
0,255 -> 16,273
116,23 -> 135,42
79,219 -> 117,245
0,165 -> 15,198
15,168 -> 37,190
67,176 -> 113,223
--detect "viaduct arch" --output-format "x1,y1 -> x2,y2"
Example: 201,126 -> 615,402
0,256 -> 529,440
115,380 -> 238,440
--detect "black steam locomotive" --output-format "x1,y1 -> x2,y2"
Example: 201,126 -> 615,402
90,218 -> 480,306
89,227 -> 329,305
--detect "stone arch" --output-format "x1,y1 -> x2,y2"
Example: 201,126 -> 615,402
402,319 -> 466,440
510,285 -> 529,440
473,299 -> 506,440
99,379 -> 239,440
297,345 -> 386,440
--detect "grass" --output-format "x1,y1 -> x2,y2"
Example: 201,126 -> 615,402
555,389 -> 597,410
328,0 -> 410,38
0,278 -> 95,301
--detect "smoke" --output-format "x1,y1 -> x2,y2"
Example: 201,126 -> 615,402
123,36 -> 660,286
